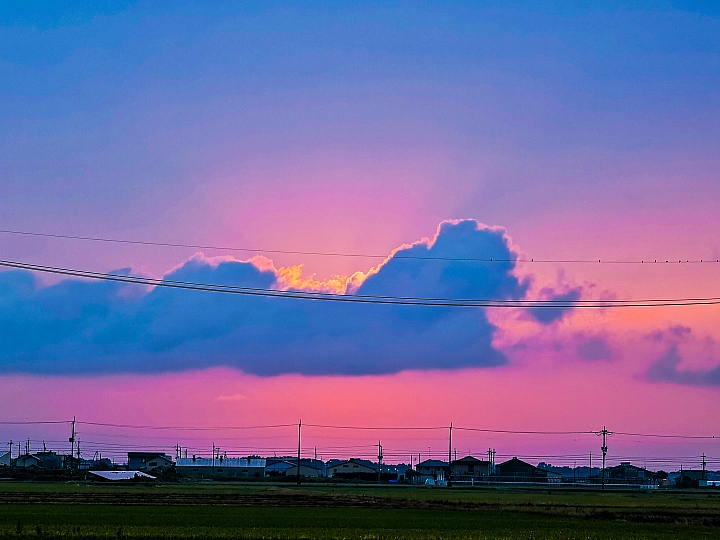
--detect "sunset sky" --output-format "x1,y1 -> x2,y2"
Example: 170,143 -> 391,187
1,1 -> 719,468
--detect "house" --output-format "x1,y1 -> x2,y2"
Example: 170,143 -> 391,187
450,456 -> 492,480
607,462 -> 654,483
265,458 -> 323,478
34,451 -> 63,470
677,469 -> 706,481
327,458 -> 376,479
127,452 -> 174,471
175,456 -> 265,478
0,452 -> 10,466
675,469 -> 706,487
265,459 -> 297,475
415,459 -> 448,483
496,457 -> 561,483
13,454 -> 42,468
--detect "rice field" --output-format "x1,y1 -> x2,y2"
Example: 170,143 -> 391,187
0,483 -> 718,539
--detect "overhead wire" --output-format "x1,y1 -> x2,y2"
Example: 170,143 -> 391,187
1,228 -> 719,265
2,259 -> 720,308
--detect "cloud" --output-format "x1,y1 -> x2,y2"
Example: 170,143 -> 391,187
0,219 -> 528,376
216,393 -> 247,402
646,325 -> 692,343
527,286 -> 583,325
577,337 -> 613,362
647,346 -> 720,386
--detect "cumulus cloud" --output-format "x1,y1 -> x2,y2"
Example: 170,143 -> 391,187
0,220 -> 529,376
647,346 -> 720,386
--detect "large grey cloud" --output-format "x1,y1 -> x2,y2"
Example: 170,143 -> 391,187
0,220 -> 530,375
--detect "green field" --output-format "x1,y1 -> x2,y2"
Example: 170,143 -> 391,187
0,483 -> 719,539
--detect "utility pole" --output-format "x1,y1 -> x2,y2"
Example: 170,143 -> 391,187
8,441 -> 12,460
702,453 -> 707,480
212,443 -> 216,477
447,423 -> 453,487
595,426 -> 612,491
296,420 -> 302,485
589,452 -> 592,483
69,417 -> 76,458
376,441 -> 383,484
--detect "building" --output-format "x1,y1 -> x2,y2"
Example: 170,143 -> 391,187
415,459 -> 448,484
450,456 -> 492,480
265,458 -> 323,478
677,469 -> 706,481
265,459 -> 297,476
496,457 -> 561,483
176,456 -> 265,478
13,454 -> 42,468
89,471 -> 155,482
327,458 -> 376,479
127,452 -> 174,471
607,462 -> 654,483
34,451 -> 63,470
0,452 -> 10,467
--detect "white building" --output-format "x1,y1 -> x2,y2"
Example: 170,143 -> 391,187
176,456 -> 265,478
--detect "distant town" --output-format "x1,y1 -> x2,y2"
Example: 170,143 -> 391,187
2,444 -> 717,488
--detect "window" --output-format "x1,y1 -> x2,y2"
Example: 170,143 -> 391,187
149,462 -> 157,467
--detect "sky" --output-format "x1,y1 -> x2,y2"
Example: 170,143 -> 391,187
1,1 -> 720,468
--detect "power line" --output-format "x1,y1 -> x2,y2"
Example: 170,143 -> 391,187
76,421 -> 296,431
3,259 -> 720,308
304,424 -> 445,431
455,427 -> 592,435
1,228 -> 719,265
614,431 -> 719,440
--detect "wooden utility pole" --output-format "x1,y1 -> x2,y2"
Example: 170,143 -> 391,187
69,417 -> 76,458
447,423 -> 453,487
296,420 -> 302,485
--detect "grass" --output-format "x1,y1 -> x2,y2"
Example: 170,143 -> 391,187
0,483 -> 719,539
